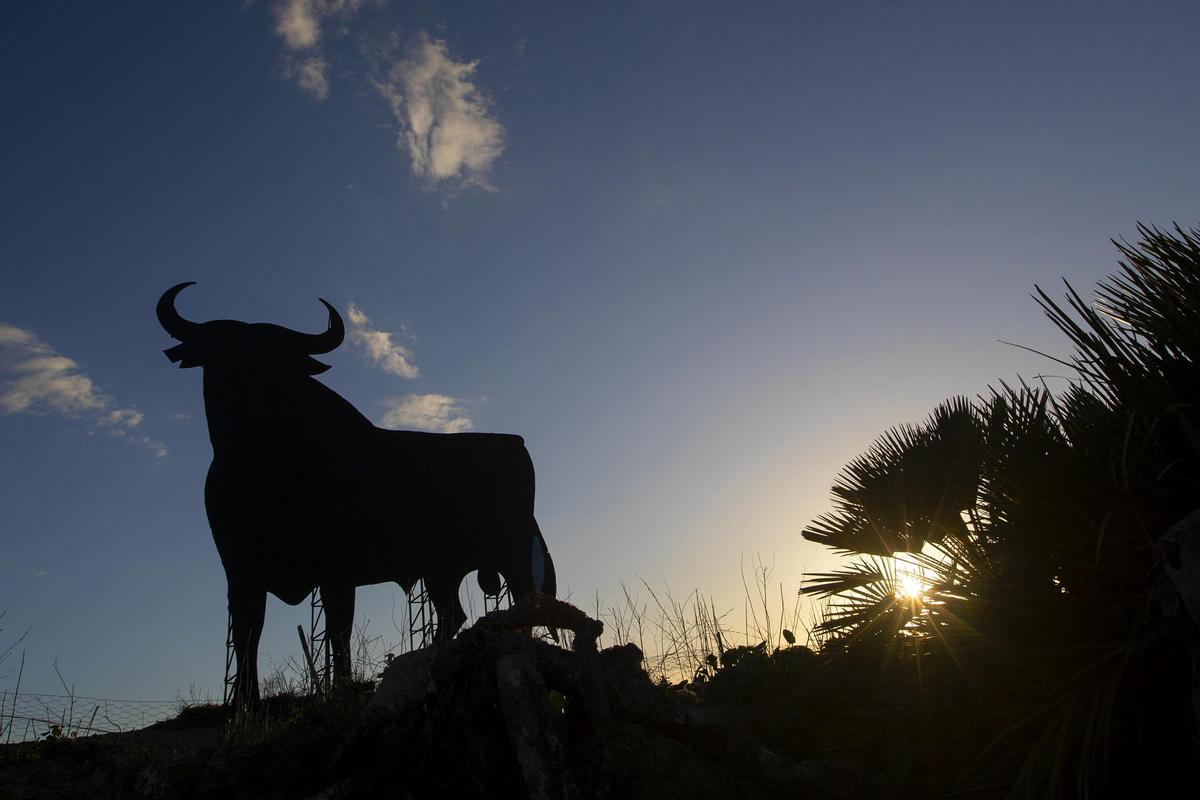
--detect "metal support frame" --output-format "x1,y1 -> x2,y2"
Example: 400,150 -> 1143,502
407,580 -> 436,651
220,576 -> 521,696
223,590 -> 334,704
308,588 -> 332,694
223,613 -> 236,706
483,581 -> 512,615
405,576 -> 512,652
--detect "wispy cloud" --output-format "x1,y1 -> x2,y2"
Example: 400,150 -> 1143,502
380,394 -> 473,433
271,0 -> 365,100
263,5 -> 506,195
283,54 -> 330,101
345,303 -> 419,378
0,562 -> 48,579
0,323 -> 168,457
342,305 -> 473,432
274,0 -> 322,50
372,34 -> 505,189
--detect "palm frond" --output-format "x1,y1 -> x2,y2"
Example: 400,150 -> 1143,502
803,397 -> 983,555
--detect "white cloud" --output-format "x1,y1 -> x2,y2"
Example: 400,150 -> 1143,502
380,394 -> 473,433
342,306 -> 473,434
285,54 -> 330,101
0,324 -> 38,348
128,434 -> 170,459
345,303 -> 419,378
373,34 -> 505,189
0,323 -> 168,457
264,7 -> 507,193
108,408 -> 144,427
271,0 -> 365,100
274,0 -> 321,50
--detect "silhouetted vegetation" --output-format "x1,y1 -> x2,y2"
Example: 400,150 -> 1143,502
800,223 -> 1200,795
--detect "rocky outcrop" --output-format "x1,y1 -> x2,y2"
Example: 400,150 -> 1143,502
0,596 -> 878,800
331,594 -> 879,800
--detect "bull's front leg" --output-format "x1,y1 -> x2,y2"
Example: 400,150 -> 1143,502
321,583 -> 355,686
228,579 -> 266,708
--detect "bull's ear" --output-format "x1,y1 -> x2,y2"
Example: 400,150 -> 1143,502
303,356 -> 331,375
164,343 -> 203,368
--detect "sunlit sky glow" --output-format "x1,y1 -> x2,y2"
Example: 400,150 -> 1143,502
3,1 -> 1199,700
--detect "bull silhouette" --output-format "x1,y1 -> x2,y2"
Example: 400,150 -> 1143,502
157,283 -> 556,704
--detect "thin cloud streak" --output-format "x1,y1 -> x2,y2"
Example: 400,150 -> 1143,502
0,323 -> 168,457
345,303 -> 419,378
379,394 -> 473,433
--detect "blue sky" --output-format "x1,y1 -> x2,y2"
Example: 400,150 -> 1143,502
3,1 -> 1199,700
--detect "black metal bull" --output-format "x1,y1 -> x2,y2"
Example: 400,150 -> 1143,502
157,283 -> 556,705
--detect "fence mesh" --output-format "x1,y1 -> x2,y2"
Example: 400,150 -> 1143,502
0,585 -> 521,744
0,691 -> 179,743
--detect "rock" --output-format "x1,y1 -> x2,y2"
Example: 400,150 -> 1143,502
494,650 -> 574,800
369,646 -> 438,717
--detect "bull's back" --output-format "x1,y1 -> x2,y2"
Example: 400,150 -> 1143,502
368,430 -> 535,516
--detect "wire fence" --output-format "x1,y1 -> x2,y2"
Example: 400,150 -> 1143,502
0,584 -> 531,744
0,691 -> 180,744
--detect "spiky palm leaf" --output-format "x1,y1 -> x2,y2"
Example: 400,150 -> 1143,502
806,556 -> 922,643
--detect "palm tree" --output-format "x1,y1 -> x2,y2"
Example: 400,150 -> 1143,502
799,224 -> 1200,796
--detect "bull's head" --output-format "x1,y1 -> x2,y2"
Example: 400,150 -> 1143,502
157,282 -> 345,375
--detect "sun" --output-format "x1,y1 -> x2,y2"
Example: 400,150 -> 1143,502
895,572 -> 927,601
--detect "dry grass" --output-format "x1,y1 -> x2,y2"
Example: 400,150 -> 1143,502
593,555 -> 817,684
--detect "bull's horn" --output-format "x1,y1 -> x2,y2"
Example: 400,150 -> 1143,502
157,282 -> 200,340
294,298 -> 345,354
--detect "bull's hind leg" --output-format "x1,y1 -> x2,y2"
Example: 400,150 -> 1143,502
425,572 -> 467,643
228,580 -> 266,707
321,583 -> 355,686
496,518 -> 559,641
